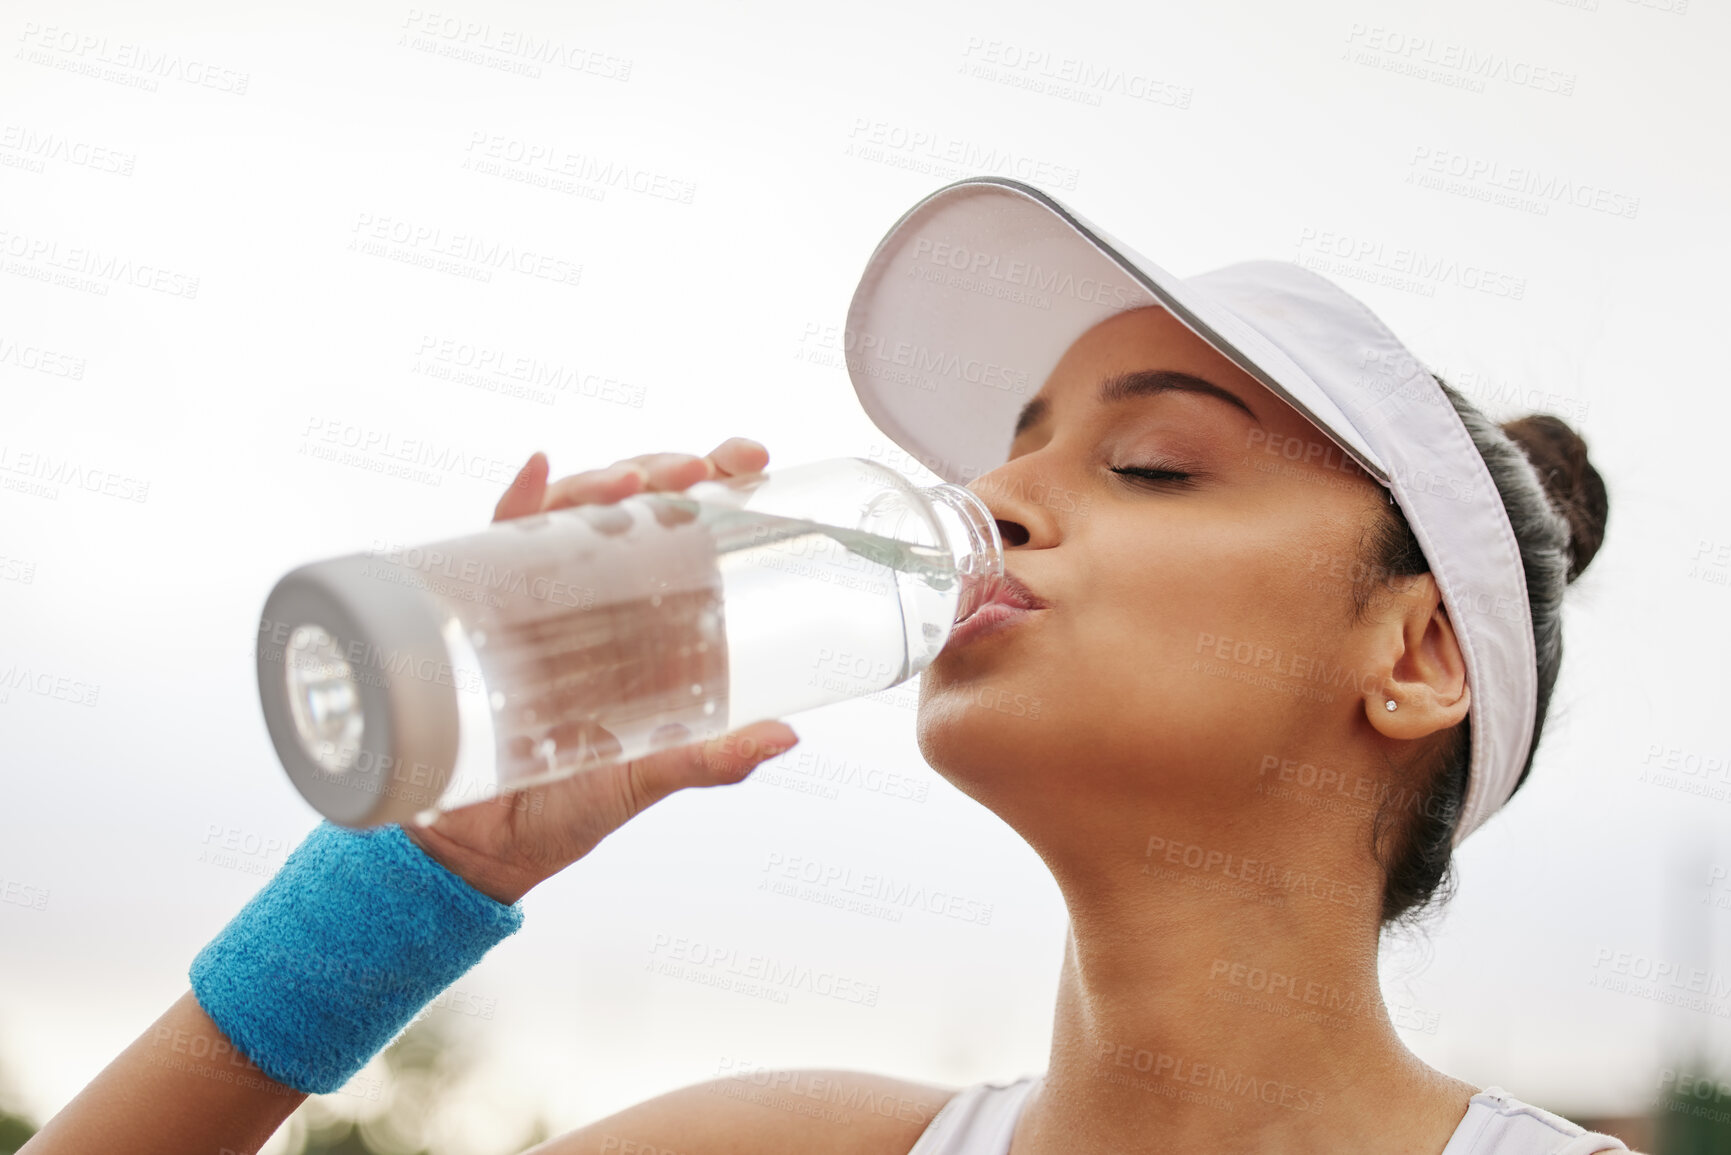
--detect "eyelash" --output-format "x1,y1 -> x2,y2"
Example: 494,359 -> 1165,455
1110,464 -> 1197,489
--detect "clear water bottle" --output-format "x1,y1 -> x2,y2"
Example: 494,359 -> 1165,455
255,457 -> 1003,826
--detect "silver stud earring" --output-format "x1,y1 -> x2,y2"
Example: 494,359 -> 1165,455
1384,699 -> 1398,712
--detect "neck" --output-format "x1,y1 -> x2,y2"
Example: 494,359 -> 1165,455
1011,835 -> 1476,1154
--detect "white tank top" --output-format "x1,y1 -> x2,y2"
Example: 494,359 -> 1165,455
907,1074 -> 1632,1155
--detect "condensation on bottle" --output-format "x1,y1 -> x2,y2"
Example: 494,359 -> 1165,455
255,457 -> 1003,826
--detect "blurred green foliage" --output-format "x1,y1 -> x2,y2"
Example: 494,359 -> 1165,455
0,1108 -> 35,1155
1653,1057 -> 1731,1155
0,1059 -> 35,1155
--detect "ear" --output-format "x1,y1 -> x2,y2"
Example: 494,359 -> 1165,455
1365,573 -> 1472,741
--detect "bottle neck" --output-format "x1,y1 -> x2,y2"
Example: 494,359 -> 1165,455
920,482 -> 1005,623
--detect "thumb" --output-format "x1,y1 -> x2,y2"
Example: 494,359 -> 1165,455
624,719 -> 798,812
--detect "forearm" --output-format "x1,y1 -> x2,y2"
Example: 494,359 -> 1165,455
21,991 -> 306,1155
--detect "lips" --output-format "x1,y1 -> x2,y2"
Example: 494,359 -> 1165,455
981,571 -> 1047,613
945,570 -> 1048,651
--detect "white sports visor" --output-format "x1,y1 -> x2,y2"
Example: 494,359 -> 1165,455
843,177 -> 1537,847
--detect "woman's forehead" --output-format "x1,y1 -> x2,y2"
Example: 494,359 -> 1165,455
1035,306 -> 1302,431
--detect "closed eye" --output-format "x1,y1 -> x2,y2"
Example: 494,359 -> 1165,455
1111,464 -> 1196,489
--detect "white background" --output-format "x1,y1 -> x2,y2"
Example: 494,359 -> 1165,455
2,0 -> 1728,1150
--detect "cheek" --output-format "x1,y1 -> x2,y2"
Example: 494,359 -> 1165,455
916,511 -> 1373,787
1050,572 -> 1350,797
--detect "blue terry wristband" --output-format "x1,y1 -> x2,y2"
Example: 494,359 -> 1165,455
189,821 -> 524,1094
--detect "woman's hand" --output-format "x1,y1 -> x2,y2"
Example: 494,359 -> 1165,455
403,437 -> 797,905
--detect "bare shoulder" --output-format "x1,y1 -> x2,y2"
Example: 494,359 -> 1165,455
526,1068 -> 961,1155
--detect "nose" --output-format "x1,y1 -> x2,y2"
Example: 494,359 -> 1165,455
965,456 -> 1063,550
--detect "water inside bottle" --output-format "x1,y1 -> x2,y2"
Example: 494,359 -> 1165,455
412,495 -> 968,807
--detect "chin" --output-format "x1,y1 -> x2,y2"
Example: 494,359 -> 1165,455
914,674 -> 1050,789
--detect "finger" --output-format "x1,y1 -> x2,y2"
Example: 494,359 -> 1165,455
540,461 -> 649,512
493,453 -> 550,522
625,442 -> 769,490
618,452 -> 713,492
625,720 -> 798,811
704,437 -> 769,479
539,440 -> 770,515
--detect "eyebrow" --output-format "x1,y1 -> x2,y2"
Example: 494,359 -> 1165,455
1012,369 -> 1260,437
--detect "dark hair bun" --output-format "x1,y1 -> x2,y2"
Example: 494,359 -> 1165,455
1500,414 -> 1608,581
